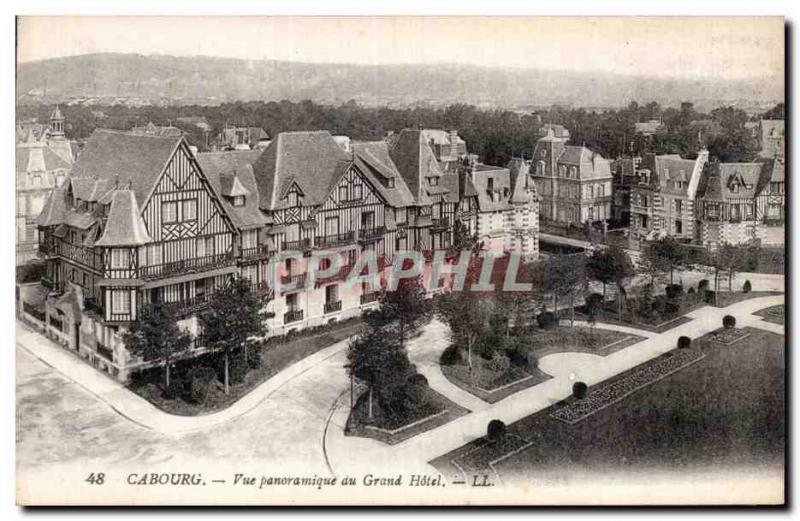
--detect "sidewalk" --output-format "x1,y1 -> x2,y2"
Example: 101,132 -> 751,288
16,320 -> 355,435
325,294 -> 785,472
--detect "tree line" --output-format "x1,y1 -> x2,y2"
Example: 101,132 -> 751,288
18,100 -> 784,166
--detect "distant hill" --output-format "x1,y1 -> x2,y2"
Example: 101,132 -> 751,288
16,53 -> 784,110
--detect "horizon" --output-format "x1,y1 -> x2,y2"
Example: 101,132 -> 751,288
17,16 -> 785,82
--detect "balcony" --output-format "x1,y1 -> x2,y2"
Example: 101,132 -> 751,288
151,294 -> 211,319
280,272 -> 307,289
315,231 -> 355,248
360,292 -> 379,305
358,226 -> 386,243
284,309 -> 304,324
630,204 -> 653,216
324,300 -> 342,314
240,244 -> 274,261
282,238 -> 311,251
139,252 -> 235,281
250,281 -> 274,301
41,275 -> 55,290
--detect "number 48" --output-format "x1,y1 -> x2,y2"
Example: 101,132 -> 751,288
85,472 -> 105,485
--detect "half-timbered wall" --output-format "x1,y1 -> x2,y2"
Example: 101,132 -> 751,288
140,143 -> 235,266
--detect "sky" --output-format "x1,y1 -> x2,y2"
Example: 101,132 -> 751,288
17,16 -> 785,80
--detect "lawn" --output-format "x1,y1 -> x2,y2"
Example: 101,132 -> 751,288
441,326 -> 642,403
128,317 -> 365,416
756,305 -> 785,326
345,385 -> 469,445
432,327 -> 785,484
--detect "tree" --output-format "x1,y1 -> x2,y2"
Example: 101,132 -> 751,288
346,325 -> 413,420
198,276 -> 265,394
643,236 -> 688,285
436,290 -> 489,374
451,220 -> 478,252
370,275 -> 431,348
123,303 -> 191,388
702,243 -> 749,304
587,245 -> 627,300
587,245 -> 634,320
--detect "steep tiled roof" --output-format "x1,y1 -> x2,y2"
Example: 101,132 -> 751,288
95,190 -> 151,246
16,145 -> 71,173
352,141 -> 415,208
698,162 -> 767,201
37,185 -> 68,226
508,158 -> 535,204
390,129 -> 454,206
69,129 -> 182,207
197,151 -> 269,230
472,166 -> 512,212
251,131 -> 352,211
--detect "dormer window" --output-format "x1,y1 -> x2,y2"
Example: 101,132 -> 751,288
387,177 -> 395,189
288,192 -> 298,206
429,177 -> 439,187
233,195 -> 245,207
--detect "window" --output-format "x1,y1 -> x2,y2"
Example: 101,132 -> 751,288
597,184 -> 604,197
325,216 -> 340,236
287,192 -> 298,206
487,178 -> 494,192
162,201 -> 178,223
361,211 -> 375,229
675,220 -> 682,234
232,195 -> 245,207
387,177 -> 395,189
112,291 -> 130,314
110,249 -> 127,269
286,293 -> 298,311
429,177 -> 439,187
745,204 -> 754,219
325,284 -> 338,304
205,236 -> 215,256
242,230 -> 257,249
338,186 -> 348,201
354,184 -> 363,199
182,199 -> 197,220
675,200 -> 683,214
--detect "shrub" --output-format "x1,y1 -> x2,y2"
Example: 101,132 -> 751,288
506,347 -> 528,368
665,284 -> 684,300
486,352 -> 511,374
227,354 -> 249,385
678,336 -> 691,349
687,287 -> 696,294
407,372 -> 428,388
698,279 -> 710,291
487,419 -> 506,443
743,280 -> 752,293
536,311 -> 557,330
161,378 -> 186,400
188,367 -> 216,404
723,315 -> 736,329
572,381 -> 588,399
404,373 -> 428,404
439,345 -> 463,366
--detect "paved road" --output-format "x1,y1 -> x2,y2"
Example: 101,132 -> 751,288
16,286 -> 785,503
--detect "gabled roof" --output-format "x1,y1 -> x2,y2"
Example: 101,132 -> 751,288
698,162 -> 767,201
352,141 -> 415,208
197,150 -> 269,230
95,190 -> 151,246
69,129 -> 182,208
37,185 -> 68,227
251,131 -> 352,211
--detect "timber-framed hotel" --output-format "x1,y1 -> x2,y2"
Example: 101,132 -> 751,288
29,127 -> 540,381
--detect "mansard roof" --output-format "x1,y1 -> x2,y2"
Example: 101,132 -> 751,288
471,166 -> 513,212
69,129 -> 183,207
197,150 -> 270,230
95,190 -> 152,246
252,131 -> 352,211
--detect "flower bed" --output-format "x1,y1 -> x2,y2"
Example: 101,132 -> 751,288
708,327 -> 750,346
451,434 -> 532,474
550,348 -> 706,424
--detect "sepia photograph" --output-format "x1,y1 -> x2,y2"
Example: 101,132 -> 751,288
12,13 -> 786,506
